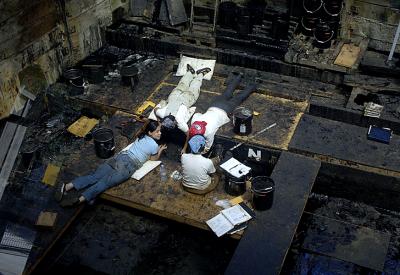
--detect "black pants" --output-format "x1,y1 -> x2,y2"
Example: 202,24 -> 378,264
210,74 -> 256,114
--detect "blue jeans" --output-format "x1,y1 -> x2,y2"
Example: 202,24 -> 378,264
72,153 -> 139,201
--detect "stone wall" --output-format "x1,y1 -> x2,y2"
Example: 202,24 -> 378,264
341,0 -> 400,53
0,0 -> 128,119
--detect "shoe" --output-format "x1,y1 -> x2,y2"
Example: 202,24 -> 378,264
187,64 -> 195,74
60,197 -> 80,208
196,67 -> 211,76
55,183 -> 66,202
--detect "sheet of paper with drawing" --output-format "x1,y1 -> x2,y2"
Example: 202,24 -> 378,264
220,157 -> 251,178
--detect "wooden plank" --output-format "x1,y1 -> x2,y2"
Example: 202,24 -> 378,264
302,213 -> 390,271
42,164 -> 61,186
225,152 -> 321,275
289,114 -> 400,173
344,74 -> 400,92
0,125 -> 27,200
334,44 -> 361,68
36,211 -> 58,228
67,116 -> 99,137
0,122 -> 18,168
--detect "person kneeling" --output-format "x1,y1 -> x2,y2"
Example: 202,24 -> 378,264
181,135 -> 220,195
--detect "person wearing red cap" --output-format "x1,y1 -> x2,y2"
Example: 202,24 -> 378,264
183,73 -> 258,153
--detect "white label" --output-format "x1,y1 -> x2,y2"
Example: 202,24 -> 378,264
248,148 -> 261,161
240,124 -> 246,133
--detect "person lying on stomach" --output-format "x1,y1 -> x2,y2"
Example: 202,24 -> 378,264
56,120 -> 167,207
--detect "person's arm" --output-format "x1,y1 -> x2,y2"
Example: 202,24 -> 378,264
207,158 -> 217,175
150,144 -> 167,161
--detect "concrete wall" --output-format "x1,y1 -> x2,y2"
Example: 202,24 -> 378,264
341,0 -> 400,53
0,0 -> 128,119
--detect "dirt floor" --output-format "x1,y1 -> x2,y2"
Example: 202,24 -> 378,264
33,203 -> 238,275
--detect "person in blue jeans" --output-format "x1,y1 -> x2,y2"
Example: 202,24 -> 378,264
57,120 -> 167,206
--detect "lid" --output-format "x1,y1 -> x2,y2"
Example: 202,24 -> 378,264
251,176 -> 274,194
234,107 -> 252,119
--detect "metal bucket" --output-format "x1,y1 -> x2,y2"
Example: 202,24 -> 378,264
251,176 -> 275,210
233,107 -> 253,136
93,128 -> 115,159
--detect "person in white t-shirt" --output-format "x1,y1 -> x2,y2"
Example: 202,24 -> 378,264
152,65 -> 211,144
183,73 -> 257,152
181,135 -> 220,194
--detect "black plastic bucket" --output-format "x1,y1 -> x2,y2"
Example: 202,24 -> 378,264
233,107 -> 253,136
301,16 -> 319,36
20,144 -> 40,169
120,64 -> 139,91
224,173 -> 246,196
251,176 -> 275,210
93,128 -> 115,159
64,68 -> 84,96
313,21 -> 334,49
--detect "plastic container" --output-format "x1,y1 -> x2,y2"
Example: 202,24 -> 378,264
160,163 -> 167,182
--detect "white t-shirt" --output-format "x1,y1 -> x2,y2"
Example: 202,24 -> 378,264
191,107 -> 230,150
181,153 -> 216,190
149,101 -> 196,133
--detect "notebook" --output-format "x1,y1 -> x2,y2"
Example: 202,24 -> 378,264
367,125 -> 392,144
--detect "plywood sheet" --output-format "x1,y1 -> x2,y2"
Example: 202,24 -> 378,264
334,44 -> 361,68
42,164 -> 61,186
67,116 -> 99,137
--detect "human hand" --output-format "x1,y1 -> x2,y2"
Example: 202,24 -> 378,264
159,144 -> 168,152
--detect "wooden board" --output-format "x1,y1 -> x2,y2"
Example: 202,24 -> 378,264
334,44 -> 361,68
225,152 -> 321,275
67,116 -> 99,137
42,164 -> 61,186
289,114 -> 400,173
36,211 -> 58,228
147,74 -> 308,151
218,93 -> 308,150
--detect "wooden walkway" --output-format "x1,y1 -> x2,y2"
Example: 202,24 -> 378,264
225,152 -> 321,275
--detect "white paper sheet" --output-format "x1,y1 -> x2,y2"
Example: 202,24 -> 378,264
219,157 -> 251,178
175,55 -> 216,80
206,213 -> 234,237
221,204 -> 252,226
132,160 -> 161,180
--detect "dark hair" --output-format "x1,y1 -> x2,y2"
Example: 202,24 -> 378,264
161,115 -> 176,131
139,119 -> 159,139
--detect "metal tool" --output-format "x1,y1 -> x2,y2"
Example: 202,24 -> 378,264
228,122 -> 277,151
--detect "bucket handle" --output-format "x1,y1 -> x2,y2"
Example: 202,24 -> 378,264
314,29 -> 334,44
69,80 -> 84,88
303,0 -> 323,14
99,143 -> 115,151
323,2 -> 343,17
